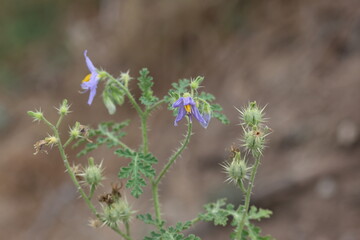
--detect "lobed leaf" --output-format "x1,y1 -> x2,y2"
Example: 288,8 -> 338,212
115,149 -> 158,198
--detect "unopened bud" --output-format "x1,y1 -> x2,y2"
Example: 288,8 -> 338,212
82,157 -> 103,187
243,128 -> 265,157
27,109 -> 44,122
190,76 -> 204,90
57,99 -> 71,115
120,71 -> 132,84
239,101 -> 265,127
222,150 -> 250,185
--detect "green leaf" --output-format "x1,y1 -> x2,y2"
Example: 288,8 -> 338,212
245,221 -> 274,240
248,206 -> 272,221
143,221 -> 200,240
138,68 -> 159,106
116,149 -> 158,198
73,120 -> 130,157
199,198 -> 234,226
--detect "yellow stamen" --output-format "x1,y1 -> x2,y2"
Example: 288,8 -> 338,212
82,73 -> 92,83
184,104 -> 191,113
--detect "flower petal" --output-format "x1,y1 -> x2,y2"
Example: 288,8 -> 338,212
172,97 -> 184,108
192,105 -> 207,128
84,50 -> 96,73
182,97 -> 192,106
200,113 -> 211,128
87,86 -> 97,105
174,106 -> 186,126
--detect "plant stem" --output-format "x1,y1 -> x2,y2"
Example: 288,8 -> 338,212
155,118 -> 192,185
141,115 -> 149,154
151,180 -> 162,228
237,179 -> 247,194
56,114 -> 64,129
108,74 -> 144,116
63,136 -> 74,149
125,221 -> 131,238
54,128 -> 98,216
89,185 -> 96,200
111,226 -> 132,240
235,155 -> 261,240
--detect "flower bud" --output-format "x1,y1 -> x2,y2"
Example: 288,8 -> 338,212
222,150 -> 250,185
120,71 -> 132,84
27,109 -> 44,122
243,128 -> 265,157
69,122 -> 81,138
239,101 -> 265,127
57,99 -> 71,115
82,157 -> 103,187
190,76 -> 204,90
103,90 -> 116,115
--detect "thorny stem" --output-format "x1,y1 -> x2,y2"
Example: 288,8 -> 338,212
151,180 -> 162,228
149,118 -> 193,228
43,117 -> 131,240
155,117 -> 193,185
235,155 -> 261,240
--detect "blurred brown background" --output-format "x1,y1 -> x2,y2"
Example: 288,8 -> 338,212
1,0 -> 360,239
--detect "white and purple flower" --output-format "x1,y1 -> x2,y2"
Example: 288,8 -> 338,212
81,50 -> 100,105
172,94 -> 209,128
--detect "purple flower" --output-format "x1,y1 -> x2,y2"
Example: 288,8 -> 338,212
172,96 -> 208,128
81,50 -> 99,105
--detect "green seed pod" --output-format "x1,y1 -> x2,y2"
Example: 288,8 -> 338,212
239,101 -> 265,127
102,198 -> 133,227
243,128 -> 265,157
83,157 -> 103,187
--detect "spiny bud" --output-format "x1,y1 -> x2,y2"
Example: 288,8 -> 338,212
81,157 -> 103,187
238,101 -> 265,127
222,149 -> 250,185
102,198 -> 134,227
27,109 -> 44,122
120,70 -> 132,84
69,122 -> 81,138
57,99 -> 71,115
243,127 -> 265,157
190,76 -> 204,90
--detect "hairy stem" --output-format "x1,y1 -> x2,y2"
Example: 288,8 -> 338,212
151,181 -> 162,228
107,74 -> 144,116
235,155 -> 261,239
54,128 -> 98,216
141,115 -> 149,154
155,118 -> 192,185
